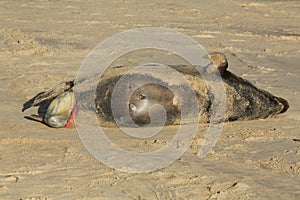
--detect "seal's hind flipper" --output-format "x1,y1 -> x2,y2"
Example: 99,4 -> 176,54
22,91 -> 46,112
22,80 -> 74,111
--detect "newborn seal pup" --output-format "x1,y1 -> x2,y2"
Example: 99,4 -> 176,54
22,52 -> 289,128
22,81 -> 75,128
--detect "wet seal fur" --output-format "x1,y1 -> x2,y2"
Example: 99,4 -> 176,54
22,53 -> 289,128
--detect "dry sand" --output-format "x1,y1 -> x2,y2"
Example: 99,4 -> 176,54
1,0 -> 300,199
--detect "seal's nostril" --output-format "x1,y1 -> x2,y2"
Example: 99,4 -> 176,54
139,94 -> 146,100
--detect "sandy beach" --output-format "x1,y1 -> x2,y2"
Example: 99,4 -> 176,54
1,0 -> 300,199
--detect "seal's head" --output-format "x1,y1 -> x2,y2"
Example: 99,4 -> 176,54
128,83 -> 179,126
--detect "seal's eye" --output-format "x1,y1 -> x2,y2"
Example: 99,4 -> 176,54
138,94 -> 146,100
129,103 -> 136,111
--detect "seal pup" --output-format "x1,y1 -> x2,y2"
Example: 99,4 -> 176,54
22,81 -> 75,128
43,91 -> 75,128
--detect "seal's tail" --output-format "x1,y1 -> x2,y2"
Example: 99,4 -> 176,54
274,96 -> 289,114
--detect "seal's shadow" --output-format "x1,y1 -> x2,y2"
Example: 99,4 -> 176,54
22,92 -> 51,123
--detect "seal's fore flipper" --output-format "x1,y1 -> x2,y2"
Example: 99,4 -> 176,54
209,52 -> 228,74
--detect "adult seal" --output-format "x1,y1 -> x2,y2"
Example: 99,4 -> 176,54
22,53 -> 289,128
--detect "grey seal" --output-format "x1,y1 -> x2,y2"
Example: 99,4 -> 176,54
22,52 -> 289,128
